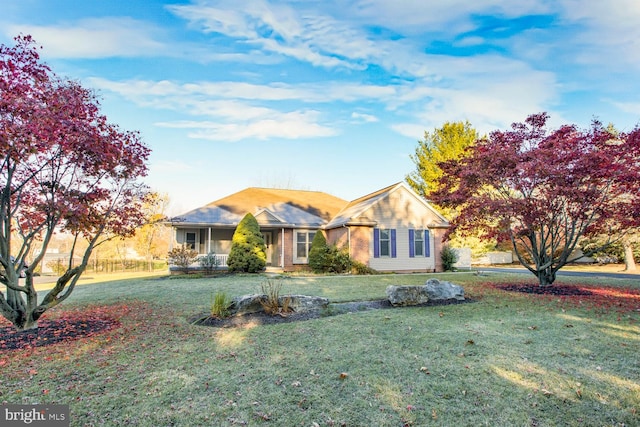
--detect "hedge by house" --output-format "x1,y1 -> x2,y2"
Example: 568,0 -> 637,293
309,231 -> 351,274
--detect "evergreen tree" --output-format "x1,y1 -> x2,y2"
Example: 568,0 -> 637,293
227,213 -> 267,273
308,231 -> 329,273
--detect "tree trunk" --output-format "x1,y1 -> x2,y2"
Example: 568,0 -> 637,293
5,285 -> 41,331
623,242 -> 637,272
15,314 -> 39,332
536,267 -> 556,286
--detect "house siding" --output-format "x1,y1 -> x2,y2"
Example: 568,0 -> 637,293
361,188 -> 443,272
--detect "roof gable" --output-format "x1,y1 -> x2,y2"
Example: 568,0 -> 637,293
326,182 -> 449,228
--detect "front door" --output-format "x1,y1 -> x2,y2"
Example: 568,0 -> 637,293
263,232 -> 273,265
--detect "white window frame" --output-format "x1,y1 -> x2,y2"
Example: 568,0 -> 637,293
379,229 -> 391,257
414,229 -> 425,257
294,230 -> 316,263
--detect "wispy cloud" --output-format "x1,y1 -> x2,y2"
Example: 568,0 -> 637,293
156,110 -> 336,141
3,18 -> 165,58
351,112 -> 378,123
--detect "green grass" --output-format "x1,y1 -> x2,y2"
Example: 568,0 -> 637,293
2,271 -> 639,426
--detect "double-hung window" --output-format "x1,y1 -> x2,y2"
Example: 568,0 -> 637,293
379,229 -> 391,257
409,229 -> 430,258
294,230 -> 316,263
373,228 -> 396,258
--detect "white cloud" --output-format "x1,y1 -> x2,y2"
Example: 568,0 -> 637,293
156,110 -> 336,141
351,112 -> 378,123
611,101 -> 640,116
557,0 -> 640,69
3,18 -> 164,58
169,0 -> 406,72
88,77 -> 399,105
391,123 -> 425,139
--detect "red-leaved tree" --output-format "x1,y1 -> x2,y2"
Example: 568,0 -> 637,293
431,113 -> 640,286
0,36 -> 151,331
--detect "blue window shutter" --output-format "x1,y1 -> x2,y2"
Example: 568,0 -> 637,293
373,228 -> 380,258
391,229 -> 397,258
425,229 -> 431,257
409,229 -> 415,258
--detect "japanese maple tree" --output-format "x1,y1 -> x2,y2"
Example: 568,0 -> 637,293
0,36 -> 151,331
431,113 -> 640,286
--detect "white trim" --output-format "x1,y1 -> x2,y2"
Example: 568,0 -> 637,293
293,229 -> 316,264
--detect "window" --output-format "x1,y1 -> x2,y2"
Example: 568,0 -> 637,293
185,232 -> 196,250
409,229 -> 430,258
294,231 -> 316,263
414,230 -> 425,257
374,228 -> 396,258
380,229 -> 390,257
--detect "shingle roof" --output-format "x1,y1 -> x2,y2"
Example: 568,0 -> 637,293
173,187 -> 348,226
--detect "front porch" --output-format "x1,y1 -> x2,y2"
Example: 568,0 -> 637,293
172,226 -> 283,268
170,225 -> 324,273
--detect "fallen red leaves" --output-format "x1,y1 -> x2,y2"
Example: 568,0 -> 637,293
492,282 -> 640,314
0,307 -> 121,351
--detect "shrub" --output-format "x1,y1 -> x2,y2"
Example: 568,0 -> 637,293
167,244 -> 198,273
326,246 -> 351,273
227,213 -> 266,273
351,260 -> 377,275
309,231 -> 329,273
441,245 -> 459,272
210,292 -> 231,318
198,252 -> 220,275
309,231 -> 351,274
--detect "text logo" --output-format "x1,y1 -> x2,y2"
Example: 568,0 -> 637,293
2,405 -> 69,426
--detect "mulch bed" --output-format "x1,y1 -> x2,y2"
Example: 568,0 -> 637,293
192,298 -> 473,328
496,283 -> 593,296
493,282 -> 640,314
0,317 -> 120,351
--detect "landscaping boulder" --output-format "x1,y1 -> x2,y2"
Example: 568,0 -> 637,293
424,279 -> 465,301
285,295 -> 329,313
230,294 -> 329,315
230,294 -> 265,315
386,285 -> 431,306
386,280 -> 465,306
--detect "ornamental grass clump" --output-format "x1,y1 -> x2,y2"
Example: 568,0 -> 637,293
260,279 -> 292,316
210,291 -> 231,319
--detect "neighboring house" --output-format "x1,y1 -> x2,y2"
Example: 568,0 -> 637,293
168,182 -> 450,273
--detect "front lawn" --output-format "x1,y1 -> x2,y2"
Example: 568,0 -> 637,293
1,272 -> 638,426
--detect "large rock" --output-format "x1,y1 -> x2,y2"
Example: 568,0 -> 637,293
230,294 -> 265,315
386,280 -> 465,306
230,294 -> 329,315
285,295 -> 329,312
424,279 -> 465,301
386,285 -> 430,306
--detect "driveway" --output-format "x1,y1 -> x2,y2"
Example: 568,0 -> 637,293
481,266 -> 640,281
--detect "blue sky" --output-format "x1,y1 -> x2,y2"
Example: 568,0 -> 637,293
3,0 -> 639,215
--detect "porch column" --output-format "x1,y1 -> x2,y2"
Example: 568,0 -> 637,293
281,228 -> 285,269
207,227 -> 212,254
